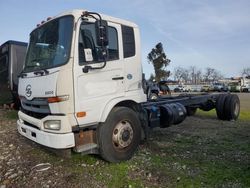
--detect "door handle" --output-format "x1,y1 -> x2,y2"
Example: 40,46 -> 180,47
112,76 -> 124,80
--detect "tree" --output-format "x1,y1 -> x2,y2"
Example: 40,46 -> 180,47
189,66 -> 202,84
203,67 -> 223,83
147,43 -> 171,82
173,67 -> 189,84
242,67 -> 250,77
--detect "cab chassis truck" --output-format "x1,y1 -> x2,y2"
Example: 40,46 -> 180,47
17,10 -> 240,162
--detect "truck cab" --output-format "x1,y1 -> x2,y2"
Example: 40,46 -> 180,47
17,10 -> 146,160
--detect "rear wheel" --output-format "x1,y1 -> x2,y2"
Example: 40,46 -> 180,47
97,107 -> 141,163
216,94 -> 240,120
216,94 -> 227,120
224,94 -> 240,120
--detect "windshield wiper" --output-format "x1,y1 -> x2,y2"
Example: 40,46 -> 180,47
34,69 -> 49,76
18,72 -> 27,78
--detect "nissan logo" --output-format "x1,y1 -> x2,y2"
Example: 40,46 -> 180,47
25,85 -> 32,97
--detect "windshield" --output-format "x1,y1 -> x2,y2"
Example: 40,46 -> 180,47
24,16 -> 74,72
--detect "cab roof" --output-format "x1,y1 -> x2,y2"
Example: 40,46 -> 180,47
35,9 -> 138,31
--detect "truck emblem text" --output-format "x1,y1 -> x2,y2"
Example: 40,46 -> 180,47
25,85 -> 32,97
45,91 -> 54,95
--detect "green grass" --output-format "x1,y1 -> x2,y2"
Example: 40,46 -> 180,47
196,109 -> 250,121
40,152 -> 144,187
95,162 -> 143,188
5,110 -> 18,119
239,111 -> 250,121
142,133 -> 250,188
0,91 -> 13,105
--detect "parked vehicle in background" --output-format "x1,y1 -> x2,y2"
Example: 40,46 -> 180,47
228,82 -> 241,92
0,40 -> 27,108
173,85 -> 184,92
241,84 -> 250,92
241,77 -> 250,92
211,82 -> 228,92
158,81 -> 171,95
200,85 -> 212,92
183,85 -> 191,92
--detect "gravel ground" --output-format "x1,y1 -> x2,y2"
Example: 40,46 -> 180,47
0,93 -> 249,187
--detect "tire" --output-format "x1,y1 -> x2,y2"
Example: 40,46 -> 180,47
224,94 -> 240,120
186,107 -> 197,116
97,107 -> 141,163
216,94 -> 227,120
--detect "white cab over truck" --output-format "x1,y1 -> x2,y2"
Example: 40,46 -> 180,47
17,10 -> 240,162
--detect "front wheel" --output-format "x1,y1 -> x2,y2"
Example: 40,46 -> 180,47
97,107 -> 141,163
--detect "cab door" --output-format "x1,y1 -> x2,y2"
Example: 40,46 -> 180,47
73,20 -> 124,126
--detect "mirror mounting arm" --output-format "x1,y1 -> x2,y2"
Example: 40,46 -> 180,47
82,61 -> 107,73
81,11 -> 102,21
81,11 -> 109,71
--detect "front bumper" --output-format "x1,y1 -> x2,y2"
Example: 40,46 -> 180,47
17,111 -> 75,149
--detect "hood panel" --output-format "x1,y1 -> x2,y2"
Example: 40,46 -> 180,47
18,72 -> 59,100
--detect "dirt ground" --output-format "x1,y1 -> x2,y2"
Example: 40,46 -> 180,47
0,93 -> 249,188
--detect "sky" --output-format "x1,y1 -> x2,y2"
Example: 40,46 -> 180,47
1,0 -> 250,78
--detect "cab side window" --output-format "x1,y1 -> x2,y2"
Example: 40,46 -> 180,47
78,22 -> 119,64
122,25 -> 135,58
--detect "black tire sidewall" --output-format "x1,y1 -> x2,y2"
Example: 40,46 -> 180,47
216,94 -> 227,120
98,107 -> 141,162
224,94 -> 240,120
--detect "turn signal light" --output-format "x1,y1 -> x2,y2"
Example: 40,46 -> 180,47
47,95 -> 69,103
76,112 -> 86,118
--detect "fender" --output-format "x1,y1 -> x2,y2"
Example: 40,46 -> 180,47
100,90 -> 146,122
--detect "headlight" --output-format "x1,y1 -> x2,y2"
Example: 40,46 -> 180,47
44,120 -> 61,130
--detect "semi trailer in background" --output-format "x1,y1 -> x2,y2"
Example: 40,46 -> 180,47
0,40 -> 27,108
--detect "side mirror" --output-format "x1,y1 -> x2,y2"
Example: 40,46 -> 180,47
95,20 -> 109,46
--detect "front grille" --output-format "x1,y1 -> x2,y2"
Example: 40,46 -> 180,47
21,107 -> 50,119
21,98 -> 51,119
23,120 -> 40,130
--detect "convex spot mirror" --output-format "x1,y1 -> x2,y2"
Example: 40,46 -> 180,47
95,20 -> 109,47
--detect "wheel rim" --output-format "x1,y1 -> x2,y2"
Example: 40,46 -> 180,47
112,120 -> 133,149
234,102 -> 240,117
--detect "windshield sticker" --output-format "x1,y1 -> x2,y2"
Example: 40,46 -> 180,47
84,48 -> 93,62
